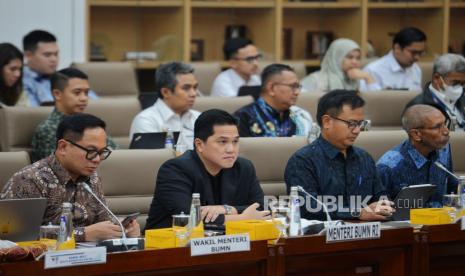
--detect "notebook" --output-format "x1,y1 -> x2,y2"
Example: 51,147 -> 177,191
391,184 -> 436,221
129,132 -> 180,149
0,198 -> 47,242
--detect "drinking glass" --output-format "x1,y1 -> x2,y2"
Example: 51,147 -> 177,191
39,223 -> 60,250
272,204 -> 290,239
443,194 -> 460,223
172,212 -> 190,246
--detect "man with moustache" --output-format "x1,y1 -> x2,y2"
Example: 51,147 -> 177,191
31,68 -> 116,162
377,104 -> 457,207
234,63 -> 313,137
145,109 -> 270,229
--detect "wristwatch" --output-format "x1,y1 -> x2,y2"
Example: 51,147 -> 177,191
350,208 -> 361,218
224,205 -> 233,215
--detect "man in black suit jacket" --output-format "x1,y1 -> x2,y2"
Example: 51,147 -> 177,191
406,54 -> 465,129
145,109 -> 270,229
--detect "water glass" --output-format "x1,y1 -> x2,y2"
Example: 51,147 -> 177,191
172,212 -> 190,246
39,223 -> 60,250
443,194 -> 460,223
272,205 -> 290,238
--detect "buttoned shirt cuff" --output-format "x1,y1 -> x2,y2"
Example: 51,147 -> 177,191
74,227 -> 86,242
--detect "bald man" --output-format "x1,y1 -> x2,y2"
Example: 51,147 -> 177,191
377,104 -> 457,207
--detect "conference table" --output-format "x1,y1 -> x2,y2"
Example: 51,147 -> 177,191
1,223 -> 465,276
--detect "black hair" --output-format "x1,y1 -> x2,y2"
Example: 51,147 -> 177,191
260,63 -> 294,92
51,67 -> 88,92
316,90 -> 365,127
56,113 -> 106,143
223,38 -> 253,60
155,62 -> 194,99
23,30 -> 56,52
393,27 -> 426,49
0,43 -> 23,106
194,109 -> 238,142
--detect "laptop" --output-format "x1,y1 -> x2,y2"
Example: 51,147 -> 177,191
391,184 -> 436,221
238,85 -> 261,100
130,132 -> 180,149
0,198 -> 47,242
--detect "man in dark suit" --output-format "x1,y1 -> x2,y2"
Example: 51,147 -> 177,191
145,109 -> 270,229
407,54 -> 465,130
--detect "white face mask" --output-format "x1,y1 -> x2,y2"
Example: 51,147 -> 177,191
441,77 -> 463,102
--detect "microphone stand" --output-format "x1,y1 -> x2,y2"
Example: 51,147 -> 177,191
297,185 -> 343,228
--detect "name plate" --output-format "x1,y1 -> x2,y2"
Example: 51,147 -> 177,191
326,222 -> 381,243
44,247 -> 106,269
190,233 -> 250,257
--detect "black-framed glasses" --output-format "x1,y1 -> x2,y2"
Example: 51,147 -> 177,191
65,139 -> 112,161
404,48 -> 426,57
415,119 -> 450,132
330,116 -> 368,130
274,82 -> 302,92
233,54 -> 262,63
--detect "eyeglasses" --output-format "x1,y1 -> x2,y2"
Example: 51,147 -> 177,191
65,139 -> 112,161
415,119 -> 450,132
274,82 -> 302,92
441,76 -> 465,87
233,54 -> 262,64
404,48 -> 426,57
330,116 -> 368,130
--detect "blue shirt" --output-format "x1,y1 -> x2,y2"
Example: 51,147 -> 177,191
23,66 -> 98,107
284,136 -> 387,221
376,140 -> 457,207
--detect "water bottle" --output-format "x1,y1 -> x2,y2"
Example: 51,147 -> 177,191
57,202 -> 75,250
188,193 -> 201,229
458,176 -> 465,209
307,123 -> 320,143
165,128 -> 174,149
288,186 -> 302,237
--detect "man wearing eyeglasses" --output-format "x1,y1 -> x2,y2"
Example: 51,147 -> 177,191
406,54 -> 465,130
233,63 -> 313,137
360,27 -> 426,92
31,67 -> 117,162
285,90 -> 394,221
211,38 -> 261,97
377,104 -> 457,207
2,113 -> 140,242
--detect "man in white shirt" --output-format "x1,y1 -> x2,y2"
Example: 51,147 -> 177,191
211,38 -> 261,97
407,54 -> 465,130
130,62 -> 201,148
360,27 -> 426,92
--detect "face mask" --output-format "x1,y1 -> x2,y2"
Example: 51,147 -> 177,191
441,77 -> 463,102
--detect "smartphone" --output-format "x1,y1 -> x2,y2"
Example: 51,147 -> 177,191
121,212 -> 140,228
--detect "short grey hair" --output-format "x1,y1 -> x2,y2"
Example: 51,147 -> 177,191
401,104 -> 442,132
155,62 -> 194,99
433,54 -> 465,77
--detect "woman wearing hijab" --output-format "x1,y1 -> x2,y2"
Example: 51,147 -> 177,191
0,43 -> 27,106
301,38 -> 379,93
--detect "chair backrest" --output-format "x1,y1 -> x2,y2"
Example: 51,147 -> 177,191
0,106 -> 52,152
285,61 -> 307,79
450,132 -> 465,176
295,92 -> 324,119
0,151 -> 30,191
239,137 -> 308,197
72,62 -> 139,97
97,149 -> 175,230
193,96 -> 254,114
361,91 -> 420,130
354,130 -> 408,161
418,61 -> 433,89
86,97 -> 141,149
191,62 -> 222,96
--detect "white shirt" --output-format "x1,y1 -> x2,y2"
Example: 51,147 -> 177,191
359,51 -> 422,92
129,99 -> 201,149
211,68 -> 261,97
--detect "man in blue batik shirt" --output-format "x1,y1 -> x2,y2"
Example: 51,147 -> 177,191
377,104 -> 457,207
285,89 -> 394,221
22,30 -> 98,106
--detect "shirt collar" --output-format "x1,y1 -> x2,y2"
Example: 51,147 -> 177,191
405,140 -> 438,169
257,97 -> 291,120
317,136 -> 356,160
48,154 -> 95,186
24,65 -> 48,81
51,108 -> 66,120
387,51 -> 405,73
154,99 -> 178,122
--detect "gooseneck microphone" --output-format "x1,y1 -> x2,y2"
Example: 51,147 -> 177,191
81,181 -> 128,249
434,161 -> 460,180
296,185 -> 333,222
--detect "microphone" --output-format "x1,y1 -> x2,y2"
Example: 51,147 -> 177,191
81,181 -> 129,251
297,186 -> 332,222
434,161 -> 460,180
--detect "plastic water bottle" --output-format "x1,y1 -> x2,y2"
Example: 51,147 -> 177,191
165,128 -> 174,149
458,176 -> 465,209
57,202 -> 75,250
289,186 -> 302,237
307,123 -> 320,143
188,193 -> 201,229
